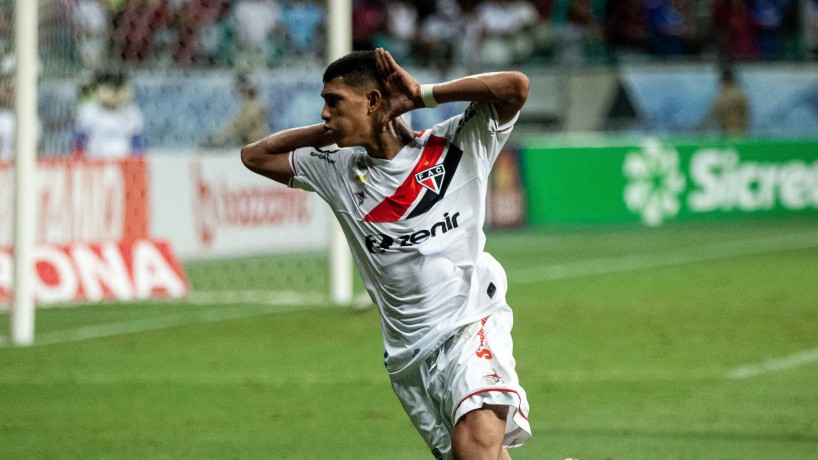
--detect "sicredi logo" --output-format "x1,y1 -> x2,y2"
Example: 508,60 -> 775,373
623,139 -> 685,227
623,139 -> 818,226
688,149 -> 818,212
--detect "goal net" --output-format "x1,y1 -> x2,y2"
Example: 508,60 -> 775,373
3,0 -> 355,345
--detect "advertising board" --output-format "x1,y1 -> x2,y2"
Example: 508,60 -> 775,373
522,138 -> 818,226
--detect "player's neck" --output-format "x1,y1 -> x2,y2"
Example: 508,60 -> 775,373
365,119 -> 416,161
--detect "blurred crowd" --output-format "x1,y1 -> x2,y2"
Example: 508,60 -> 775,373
37,0 -> 818,73
1,0 -> 814,158
55,0 -> 324,70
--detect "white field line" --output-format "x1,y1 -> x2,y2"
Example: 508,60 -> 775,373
0,293 -> 326,347
185,290 -> 326,306
0,371 -> 388,386
726,347 -> 818,379
507,232 -> 818,285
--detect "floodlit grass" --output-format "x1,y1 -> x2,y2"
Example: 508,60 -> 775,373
1,218 -> 817,459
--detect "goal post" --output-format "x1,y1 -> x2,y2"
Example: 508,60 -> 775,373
326,0 -> 354,305
10,0 -> 38,346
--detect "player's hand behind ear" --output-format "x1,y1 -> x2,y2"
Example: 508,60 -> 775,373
375,48 -> 422,132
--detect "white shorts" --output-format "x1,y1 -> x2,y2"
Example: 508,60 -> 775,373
390,305 -> 531,459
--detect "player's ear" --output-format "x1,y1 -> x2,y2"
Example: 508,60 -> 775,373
367,89 -> 382,114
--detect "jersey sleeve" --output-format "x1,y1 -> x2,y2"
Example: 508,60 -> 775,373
438,102 -> 519,167
289,146 -> 352,206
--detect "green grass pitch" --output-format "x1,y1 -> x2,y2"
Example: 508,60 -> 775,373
1,218 -> 817,459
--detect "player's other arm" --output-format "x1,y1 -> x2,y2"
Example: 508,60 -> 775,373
376,48 -> 529,127
430,72 -> 530,125
240,123 -> 333,185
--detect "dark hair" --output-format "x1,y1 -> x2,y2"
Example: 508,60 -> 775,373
720,67 -> 736,84
94,68 -> 128,88
323,50 -> 380,88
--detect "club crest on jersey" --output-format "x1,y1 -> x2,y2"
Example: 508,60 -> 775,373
415,165 -> 446,194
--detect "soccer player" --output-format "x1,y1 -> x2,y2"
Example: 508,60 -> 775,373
241,48 -> 531,460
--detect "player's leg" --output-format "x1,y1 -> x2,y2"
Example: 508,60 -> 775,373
390,351 -> 454,459
450,404 -> 508,460
446,305 -> 531,457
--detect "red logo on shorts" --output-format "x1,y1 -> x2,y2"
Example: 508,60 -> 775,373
475,317 -> 493,360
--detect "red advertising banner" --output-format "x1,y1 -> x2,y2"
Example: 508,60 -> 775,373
1,157 -> 149,245
0,239 -> 188,305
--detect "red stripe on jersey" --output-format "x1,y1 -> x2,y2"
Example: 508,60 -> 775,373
363,135 -> 447,222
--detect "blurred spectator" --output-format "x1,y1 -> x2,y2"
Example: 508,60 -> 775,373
713,0 -> 759,60
644,0 -> 694,57
452,0 -> 485,66
381,0 -> 418,64
701,67 -> 749,136
71,69 -> 146,158
111,0 -> 169,65
0,60 -> 15,161
204,74 -> 268,147
476,0 -> 540,66
70,0 -> 111,70
170,0 -> 231,66
281,0 -> 325,61
779,0 -> 802,59
0,6 -> 10,56
554,0 -> 603,65
686,0 -> 712,56
231,0 -> 282,67
531,0 -> 555,19
806,0 -> 818,58
417,0 -> 462,67
528,0 -> 556,59
353,0 -> 388,50
0,56 -> 41,161
413,0 -> 439,20
604,0 -> 648,61
749,0 -> 785,59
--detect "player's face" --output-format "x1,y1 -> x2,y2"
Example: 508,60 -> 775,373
320,77 -> 374,147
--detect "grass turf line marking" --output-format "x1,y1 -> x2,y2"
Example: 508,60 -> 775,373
35,304 -> 315,347
507,232 -> 818,285
726,347 -> 818,379
0,292 -> 332,347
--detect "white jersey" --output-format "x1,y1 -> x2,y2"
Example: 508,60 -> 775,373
74,102 -> 146,158
290,102 -> 518,375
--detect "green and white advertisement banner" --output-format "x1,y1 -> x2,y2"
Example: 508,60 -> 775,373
521,137 -> 818,226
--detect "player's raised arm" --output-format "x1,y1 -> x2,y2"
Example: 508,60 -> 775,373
240,123 -> 334,185
375,48 -> 529,127
430,71 -> 530,125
